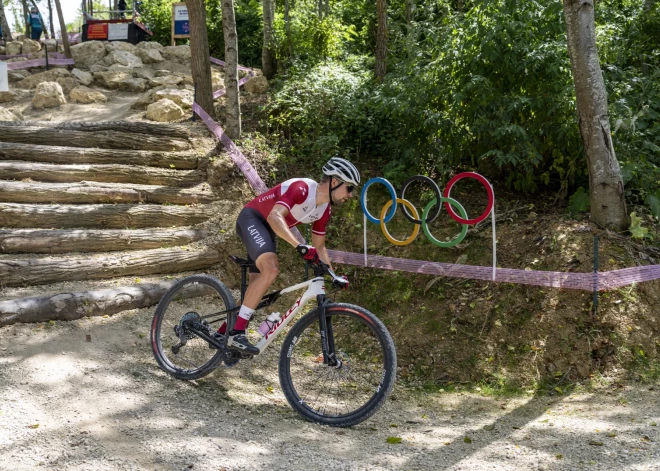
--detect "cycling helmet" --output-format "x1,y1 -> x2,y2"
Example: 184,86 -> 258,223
322,157 -> 360,186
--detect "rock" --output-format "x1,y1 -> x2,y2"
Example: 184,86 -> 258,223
163,45 -> 191,63
21,38 -> 41,54
32,82 -> 67,109
135,48 -> 163,64
71,68 -> 93,86
154,69 -> 174,77
119,78 -> 148,93
89,65 -> 109,73
211,72 -> 224,90
148,75 -> 183,88
244,75 -> 268,94
42,39 -> 58,50
105,42 -> 137,54
132,85 -> 178,109
0,91 -> 23,103
252,68 -> 264,77
0,46 -> 4,54
6,41 -> 22,55
93,71 -> 134,89
0,107 -> 20,121
179,74 -> 194,87
146,98 -> 185,122
56,77 -> 80,95
70,86 -> 108,104
107,64 -> 138,74
154,88 -> 193,109
104,50 -> 143,68
8,71 -> 29,82
17,68 -> 71,89
136,41 -> 164,52
70,41 -> 107,68
134,68 -> 154,80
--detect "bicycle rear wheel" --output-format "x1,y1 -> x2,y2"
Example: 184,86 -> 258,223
150,274 -> 236,380
279,303 -> 397,427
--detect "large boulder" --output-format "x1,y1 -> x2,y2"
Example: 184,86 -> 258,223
131,85 -> 178,109
32,82 -> 67,109
0,107 -> 20,121
70,86 -> 108,104
93,71 -> 133,89
148,75 -> 183,88
71,68 -> 93,86
154,88 -> 193,109
146,98 -> 185,122
8,70 -> 29,82
136,41 -> 164,53
163,45 -> 191,63
135,68 -> 154,80
105,42 -> 137,54
135,48 -> 163,64
244,75 -> 268,94
56,77 -> 80,95
17,68 -> 71,89
119,78 -> 148,93
104,50 -> 143,69
5,42 -> 22,55
0,90 -> 25,103
70,41 -> 107,68
21,38 -> 41,54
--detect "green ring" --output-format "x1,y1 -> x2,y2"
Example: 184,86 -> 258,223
421,197 -> 469,248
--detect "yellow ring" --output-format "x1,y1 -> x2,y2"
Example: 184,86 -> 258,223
380,198 -> 420,246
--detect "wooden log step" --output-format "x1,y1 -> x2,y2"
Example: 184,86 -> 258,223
0,181 -> 217,205
0,142 -> 200,169
0,120 -> 192,140
0,246 -> 222,287
0,161 -> 205,187
0,228 -> 209,253
0,203 -> 216,228
0,125 -> 191,151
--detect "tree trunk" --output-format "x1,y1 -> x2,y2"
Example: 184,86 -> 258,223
0,202 -> 216,229
0,228 -> 209,253
405,0 -> 414,25
285,0 -> 292,55
317,0 -> 322,18
47,0 -> 55,39
0,0 -> 12,40
645,0 -> 655,12
222,0 -> 241,139
53,0 -> 71,58
185,0 -> 215,118
21,0 -> 31,38
375,0 -> 388,81
262,0 -> 276,79
563,0 -> 627,230
0,120 -> 191,139
324,0 -> 329,17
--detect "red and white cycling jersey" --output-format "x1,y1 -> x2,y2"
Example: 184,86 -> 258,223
245,178 -> 332,235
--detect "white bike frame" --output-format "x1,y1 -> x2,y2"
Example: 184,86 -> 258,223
253,276 -> 326,353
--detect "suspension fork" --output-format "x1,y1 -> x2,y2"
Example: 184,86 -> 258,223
317,295 -> 339,367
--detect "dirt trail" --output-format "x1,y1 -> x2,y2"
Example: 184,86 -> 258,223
0,300 -> 658,471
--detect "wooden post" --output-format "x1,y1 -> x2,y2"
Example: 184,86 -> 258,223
53,0 -> 71,59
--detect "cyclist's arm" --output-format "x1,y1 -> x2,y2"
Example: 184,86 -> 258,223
267,204 -> 305,248
312,232 -> 333,270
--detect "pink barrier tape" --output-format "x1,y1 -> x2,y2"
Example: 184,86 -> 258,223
192,95 -> 660,291
6,57 -> 74,70
209,56 -> 254,72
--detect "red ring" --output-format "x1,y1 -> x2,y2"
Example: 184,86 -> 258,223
443,172 -> 494,224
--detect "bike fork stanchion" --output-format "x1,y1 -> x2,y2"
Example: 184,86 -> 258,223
304,225 -> 311,281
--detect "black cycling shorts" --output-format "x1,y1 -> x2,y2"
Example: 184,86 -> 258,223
235,207 -> 277,273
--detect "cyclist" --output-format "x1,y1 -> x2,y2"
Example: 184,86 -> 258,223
215,157 -> 360,354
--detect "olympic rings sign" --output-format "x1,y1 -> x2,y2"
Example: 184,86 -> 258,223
359,172 -> 494,248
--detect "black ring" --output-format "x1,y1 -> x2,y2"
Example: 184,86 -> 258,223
399,175 -> 442,225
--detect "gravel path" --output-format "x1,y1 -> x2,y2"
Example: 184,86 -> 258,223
0,305 -> 658,471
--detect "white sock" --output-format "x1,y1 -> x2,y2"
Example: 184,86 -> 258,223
238,305 -> 254,321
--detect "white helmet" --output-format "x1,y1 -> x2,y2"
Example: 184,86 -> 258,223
322,157 -> 360,186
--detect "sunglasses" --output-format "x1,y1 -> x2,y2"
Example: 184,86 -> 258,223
346,185 -> 355,193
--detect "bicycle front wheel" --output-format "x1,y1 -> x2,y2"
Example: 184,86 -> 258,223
279,303 -> 397,427
150,274 -> 236,380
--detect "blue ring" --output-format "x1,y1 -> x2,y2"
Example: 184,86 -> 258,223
360,177 -> 397,224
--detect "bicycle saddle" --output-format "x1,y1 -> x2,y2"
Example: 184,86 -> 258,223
229,255 -> 256,268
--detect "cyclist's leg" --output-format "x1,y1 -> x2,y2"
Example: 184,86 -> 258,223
225,208 -> 278,353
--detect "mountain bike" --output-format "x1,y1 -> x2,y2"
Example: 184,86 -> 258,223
150,255 -> 397,427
